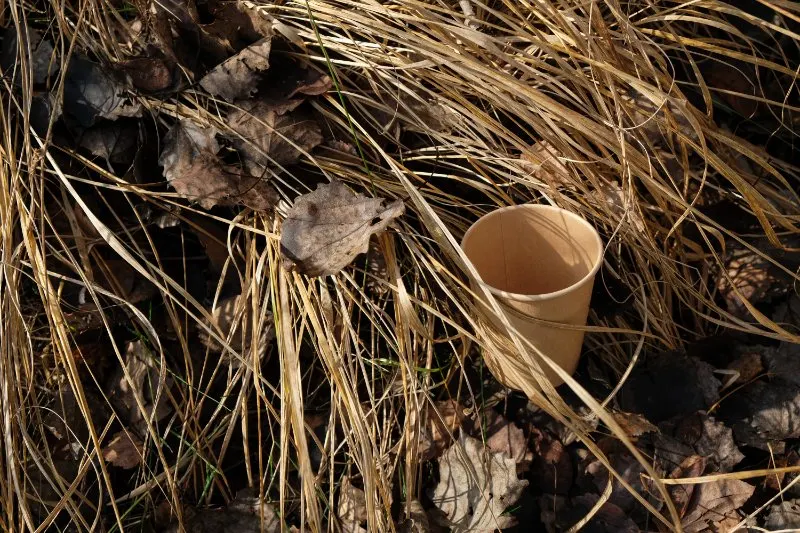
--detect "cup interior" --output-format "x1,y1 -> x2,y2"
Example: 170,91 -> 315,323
462,205 -> 603,298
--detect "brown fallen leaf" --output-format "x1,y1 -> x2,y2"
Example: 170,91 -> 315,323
165,488 -> 282,533
656,412 -> 743,473
611,411 -> 659,440
681,477 -> 754,533
718,377 -> 800,452
200,293 -> 275,364
430,435 -> 528,532
228,98 -> 323,175
529,428 -> 573,494
668,455 -> 707,519
280,180 -> 404,277
0,24 -> 60,85
764,450 -> 800,492
338,477 -> 368,533
397,499 -> 430,533
765,499 -> 800,530
107,340 -> 172,431
199,38 -> 272,102
540,493 -> 639,533
418,399 -> 466,461
159,119 -> 279,210
474,409 -> 533,470
63,56 -> 142,128
103,430 -> 144,469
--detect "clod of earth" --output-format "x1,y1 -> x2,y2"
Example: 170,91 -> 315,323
280,180 -> 404,277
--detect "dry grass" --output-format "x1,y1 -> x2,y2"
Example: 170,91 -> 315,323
1,0 -> 799,531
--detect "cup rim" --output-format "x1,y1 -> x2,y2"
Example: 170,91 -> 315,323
461,204 -> 604,303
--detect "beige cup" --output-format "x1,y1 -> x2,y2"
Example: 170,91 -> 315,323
462,205 -> 603,390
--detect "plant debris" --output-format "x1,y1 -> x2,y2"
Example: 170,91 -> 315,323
337,477 -> 368,533
165,489 -> 282,533
280,180 -> 404,277
430,435 -> 528,532
159,119 -> 279,210
228,98 -> 324,174
63,56 -> 142,127
102,430 -> 144,469
199,38 -> 272,102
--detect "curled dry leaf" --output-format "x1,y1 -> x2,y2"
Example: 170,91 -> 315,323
200,293 -> 275,365
280,180 -> 405,277
159,119 -> 278,210
103,430 -> 144,469
63,56 -> 142,127
228,98 -> 323,174
338,477 -> 368,533
200,38 -> 272,102
430,435 -> 528,532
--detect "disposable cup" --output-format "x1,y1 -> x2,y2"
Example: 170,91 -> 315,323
461,204 -> 603,390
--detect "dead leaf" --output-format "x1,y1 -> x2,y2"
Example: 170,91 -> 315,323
200,293 -> 275,364
108,340 -> 172,431
280,180 -> 404,277
159,119 -> 279,210
430,435 -> 528,532
0,24 -> 59,85
540,493 -> 639,533
764,450 -> 800,492
668,455 -> 707,518
765,343 -> 800,386
228,98 -> 323,174
529,428 -> 573,494
338,477 -> 368,533
520,141 -> 572,191
200,38 -> 272,102
581,438 -> 647,514
419,399 -> 466,461
717,238 -> 800,318
612,411 -> 659,440
63,56 -> 142,127
78,120 -> 139,166
590,181 -> 646,233
473,409 -> 533,469
765,499 -> 800,530
165,488 -> 282,533
719,378 -> 800,451
619,88 -> 698,145
681,478 -> 754,533
398,500 -> 430,533
103,430 -> 144,469
656,412 -> 743,473
619,351 -> 720,423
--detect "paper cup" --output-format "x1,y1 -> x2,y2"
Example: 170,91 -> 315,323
462,205 -> 603,390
